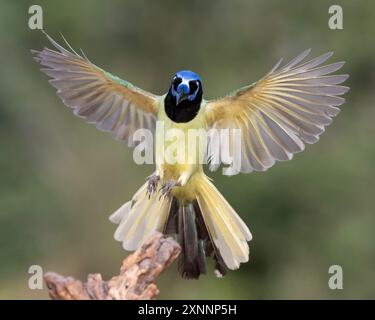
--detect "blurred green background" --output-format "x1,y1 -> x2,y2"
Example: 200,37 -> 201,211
0,0 -> 374,299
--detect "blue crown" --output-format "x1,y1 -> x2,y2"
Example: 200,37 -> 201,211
175,70 -> 201,82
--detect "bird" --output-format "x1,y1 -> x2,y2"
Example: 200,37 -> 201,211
32,32 -> 349,279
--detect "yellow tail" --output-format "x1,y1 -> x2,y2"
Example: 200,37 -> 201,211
195,176 -> 252,271
110,175 -> 252,278
109,181 -> 171,251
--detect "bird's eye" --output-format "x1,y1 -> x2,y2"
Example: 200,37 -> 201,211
189,81 -> 198,93
173,77 -> 182,90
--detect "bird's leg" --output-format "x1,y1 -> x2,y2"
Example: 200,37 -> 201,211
146,173 -> 160,198
159,180 -> 180,199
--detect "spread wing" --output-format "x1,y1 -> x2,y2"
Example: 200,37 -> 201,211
32,32 -> 159,146
205,50 -> 349,175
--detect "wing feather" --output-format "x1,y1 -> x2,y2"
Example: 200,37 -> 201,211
32,32 -> 159,146
205,50 -> 349,174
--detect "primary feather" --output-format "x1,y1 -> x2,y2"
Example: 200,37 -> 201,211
32,32 -> 159,146
205,50 -> 349,174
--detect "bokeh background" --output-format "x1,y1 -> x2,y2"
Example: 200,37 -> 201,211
0,0 -> 374,299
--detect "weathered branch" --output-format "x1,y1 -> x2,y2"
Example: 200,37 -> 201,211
44,232 -> 181,300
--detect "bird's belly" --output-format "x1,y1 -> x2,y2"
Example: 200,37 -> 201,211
154,117 -> 206,202
155,115 -> 205,180
160,162 -> 197,180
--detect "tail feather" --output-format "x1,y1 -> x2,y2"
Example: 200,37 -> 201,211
111,182 -> 171,251
193,201 -> 227,277
177,203 -> 206,278
195,177 -> 252,270
163,197 -> 178,234
110,175 -> 252,278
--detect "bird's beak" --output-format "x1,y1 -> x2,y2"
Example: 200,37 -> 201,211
176,92 -> 189,105
175,82 -> 190,105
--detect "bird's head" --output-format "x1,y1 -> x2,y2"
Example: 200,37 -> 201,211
170,70 -> 202,105
165,70 -> 203,123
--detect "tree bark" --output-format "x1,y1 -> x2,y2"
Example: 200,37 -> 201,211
44,232 -> 181,300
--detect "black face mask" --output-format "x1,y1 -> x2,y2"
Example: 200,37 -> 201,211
164,81 -> 203,123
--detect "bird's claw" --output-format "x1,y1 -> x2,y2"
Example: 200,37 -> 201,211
159,180 -> 178,199
147,174 -> 160,198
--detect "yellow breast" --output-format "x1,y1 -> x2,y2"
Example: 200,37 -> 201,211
155,97 -> 207,198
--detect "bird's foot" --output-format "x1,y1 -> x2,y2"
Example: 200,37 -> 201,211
146,173 -> 160,198
159,180 -> 179,199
